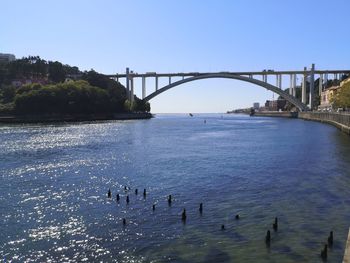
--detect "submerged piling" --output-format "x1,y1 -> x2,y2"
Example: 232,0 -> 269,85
182,209 -> 187,221
321,244 -> 327,260
273,217 -> 278,231
265,230 -> 271,245
168,195 -> 172,205
328,231 -> 333,246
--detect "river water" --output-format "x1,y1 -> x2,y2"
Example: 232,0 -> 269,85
1,114 -> 350,262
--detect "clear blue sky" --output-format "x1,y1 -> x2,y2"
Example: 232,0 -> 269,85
2,0 -> 350,112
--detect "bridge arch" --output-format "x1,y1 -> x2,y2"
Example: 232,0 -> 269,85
143,73 -> 308,111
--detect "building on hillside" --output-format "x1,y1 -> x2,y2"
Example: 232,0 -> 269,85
65,73 -> 83,82
264,99 -> 286,111
318,86 -> 340,111
319,77 -> 350,111
11,77 -> 49,88
0,53 -> 16,63
253,102 -> 260,110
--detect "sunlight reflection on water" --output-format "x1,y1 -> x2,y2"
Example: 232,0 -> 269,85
1,114 -> 350,262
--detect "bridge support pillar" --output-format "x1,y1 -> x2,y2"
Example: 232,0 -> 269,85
292,74 -> 296,97
279,74 -> 282,89
142,77 -> 146,99
169,76 -> 171,85
263,75 -> 267,82
319,74 -> 323,96
309,64 -> 315,109
155,77 -> 158,91
276,74 -> 282,89
126,67 -> 130,101
130,76 -> 134,105
302,67 -> 307,104
289,74 -> 293,95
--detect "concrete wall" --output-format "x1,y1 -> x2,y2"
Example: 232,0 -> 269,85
299,112 -> 350,135
253,111 -> 298,118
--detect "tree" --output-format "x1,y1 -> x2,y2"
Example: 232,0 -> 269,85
0,55 -> 150,115
48,61 -> 66,82
82,70 -> 127,111
0,85 -> 16,103
14,81 -> 111,114
331,80 -> 350,109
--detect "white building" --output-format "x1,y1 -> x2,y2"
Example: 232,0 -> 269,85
0,53 -> 16,63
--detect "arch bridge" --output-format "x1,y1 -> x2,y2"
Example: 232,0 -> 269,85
107,65 -> 350,111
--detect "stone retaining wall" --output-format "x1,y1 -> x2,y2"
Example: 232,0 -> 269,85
299,112 -> 350,135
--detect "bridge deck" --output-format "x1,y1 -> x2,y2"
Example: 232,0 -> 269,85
107,70 -> 350,78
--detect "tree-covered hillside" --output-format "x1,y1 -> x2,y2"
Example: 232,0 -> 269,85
0,56 -> 150,114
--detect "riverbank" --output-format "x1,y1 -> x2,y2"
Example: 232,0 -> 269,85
0,112 -> 153,123
299,112 -> 350,135
252,111 -> 298,118
250,111 -> 350,135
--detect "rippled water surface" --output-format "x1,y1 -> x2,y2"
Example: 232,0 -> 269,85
1,114 -> 350,262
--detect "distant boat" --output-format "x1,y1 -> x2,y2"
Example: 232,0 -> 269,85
189,113 -> 193,117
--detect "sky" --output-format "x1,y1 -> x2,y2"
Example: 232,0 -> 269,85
1,0 -> 350,113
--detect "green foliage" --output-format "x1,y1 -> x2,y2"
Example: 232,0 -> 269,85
0,55 -> 150,115
14,81 -> 112,114
0,85 -> 16,103
0,56 -> 82,86
331,81 -> 350,108
82,70 -> 127,112
124,99 -> 132,112
0,102 -> 14,114
133,97 -> 151,112
48,61 -> 66,83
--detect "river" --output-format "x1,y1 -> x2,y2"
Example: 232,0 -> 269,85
1,114 -> 350,262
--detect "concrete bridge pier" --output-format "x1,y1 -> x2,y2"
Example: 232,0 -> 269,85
278,74 -> 282,89
302,67 -> 307,104
263,74 -> 267,83
309,64 -> 315,109
130,75 -> 134,104
155,76 -> 159,91
126,67 -> 130,101
292,74 -> 297,97
275,74 -> 282,89
319,73 -> 323,96
289,74 -> 293,95
142,77 -> 146,99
